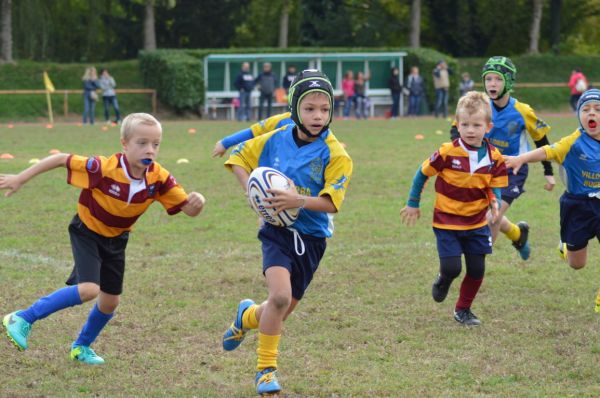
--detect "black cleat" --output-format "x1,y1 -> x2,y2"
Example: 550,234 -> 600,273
453,308 -> 481,326
432,274 -> 451,303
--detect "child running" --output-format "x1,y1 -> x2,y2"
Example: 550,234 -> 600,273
451,57 -> 555,260
221,70 -> 352,395
0,113 -> 205,364
504,89 -> 600,313
403,91 -> 508,326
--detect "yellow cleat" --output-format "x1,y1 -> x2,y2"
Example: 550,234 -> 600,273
557,241 -> 567,261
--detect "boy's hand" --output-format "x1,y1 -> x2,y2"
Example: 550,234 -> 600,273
265,180 -> 302,215
212,141 -> 226,158
544,175 -> 556,191
503,155 -> 523,174
182,192 -> 206,216
400,206 -> 420,227
0,174 -> 23,197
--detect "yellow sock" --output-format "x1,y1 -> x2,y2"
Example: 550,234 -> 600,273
595,289 -> 600,312
504,222 -> 520,242
242,304 -> 259,330
256,332 -> 280,371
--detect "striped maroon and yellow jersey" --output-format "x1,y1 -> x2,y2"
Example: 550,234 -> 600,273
66,153 -> 189,237
421,139 -> 508,230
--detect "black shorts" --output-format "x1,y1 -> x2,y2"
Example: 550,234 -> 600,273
502,163 -> 528,205
258,224 -> 326,300
66,215 -> 129,295
560,192 -> 600,251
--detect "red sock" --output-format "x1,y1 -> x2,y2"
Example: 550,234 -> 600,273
455,275 -> 483,310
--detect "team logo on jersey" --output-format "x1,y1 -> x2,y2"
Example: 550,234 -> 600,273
273,156 -> 280,169
86,157 -> 100,173
429,151 -> 440,163
451,159 -> 462,170
579,153 -> 588,161
507,121 -> 519,135
109,183 -> 121,197
535,119 -> 548,130
332,175 -> 348,191
147,184 -> 156,197
309,158 -> 324,184
231,142 -> 245,156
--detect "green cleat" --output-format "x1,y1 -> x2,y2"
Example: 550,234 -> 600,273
70,345 -> 105,365
3,311 -> 31,351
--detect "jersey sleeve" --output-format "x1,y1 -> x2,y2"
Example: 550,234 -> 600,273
66,154 -> 104,189
224,130 -> 278,173
518,102 -> 551,141
250,112 -> 292,137
543,130 -> 580,165
155,170 -> 189,215
421,144 -> 448,177
319,152 -> 353,211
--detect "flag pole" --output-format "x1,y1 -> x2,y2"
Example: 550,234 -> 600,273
46,90 -> 54,125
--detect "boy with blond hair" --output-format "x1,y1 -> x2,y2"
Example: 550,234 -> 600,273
1,113 -> 205,364
402,91 -> 508,326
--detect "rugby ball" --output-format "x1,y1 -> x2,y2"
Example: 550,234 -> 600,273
247,167 -> 300,227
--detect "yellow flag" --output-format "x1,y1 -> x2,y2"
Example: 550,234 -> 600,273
43,71 -> 55,93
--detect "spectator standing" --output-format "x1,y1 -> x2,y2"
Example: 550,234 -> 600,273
568,68 -> 589,111
433,60 -> 451,118
234,62 -> 255,122
82,67 -> 99,125
459,72 -> 474,97
342,70 -> 355,119
388,67 -> 402,119
354,71 -> 370,119
406,66 -> 425,116
255,63 -> 277,120
98,68 -> 121,124
282,65 -> 297,93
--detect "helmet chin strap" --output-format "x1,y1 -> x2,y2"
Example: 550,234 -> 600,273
298,123 -> 325,138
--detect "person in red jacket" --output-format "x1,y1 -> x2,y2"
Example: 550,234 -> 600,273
568,68 -> 589,111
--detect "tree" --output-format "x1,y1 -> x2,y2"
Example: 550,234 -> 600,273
0,0 -> 12,63
279,0 -> 290,48
409,0 -> 420,48
549,0 -> 561,53
143,1 -> 156,51
528,0 -> 543,54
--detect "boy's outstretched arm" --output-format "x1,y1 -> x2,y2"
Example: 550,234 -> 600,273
181,192 -> 206,217
0,153 -> 69,197
503,147 -> 548,175
400,166 -> 429,227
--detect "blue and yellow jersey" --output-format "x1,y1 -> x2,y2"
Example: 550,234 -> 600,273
544,129 -> 600,196
67,153 -> 189,237
421,139 -> 507,230
225,125 -> 352,238
486,97 -> 550,156
221,112 -> 293,149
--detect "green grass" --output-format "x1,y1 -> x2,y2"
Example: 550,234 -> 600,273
1,117 -> 599,397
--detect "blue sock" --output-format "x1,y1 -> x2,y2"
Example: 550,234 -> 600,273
18,285 -> 82,324
73,303 -> 114,347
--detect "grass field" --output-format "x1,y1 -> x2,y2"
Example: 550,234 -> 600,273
1,116 -> 599,397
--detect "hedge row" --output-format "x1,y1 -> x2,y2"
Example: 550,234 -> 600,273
0,60 -> 149,122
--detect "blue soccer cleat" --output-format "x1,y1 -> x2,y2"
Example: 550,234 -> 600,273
222,299 -> 255,351
255,367 -> 281,396
512,221 -> 530,260
70,344 -> 105,365
3,311 -> 31,351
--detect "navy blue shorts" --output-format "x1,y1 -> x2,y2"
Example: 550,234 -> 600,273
66,215 -> 129,295
502,164 -> 528,205
258,224 -> 326,300
560,192 -> 600,251
433,226 -> 493,258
